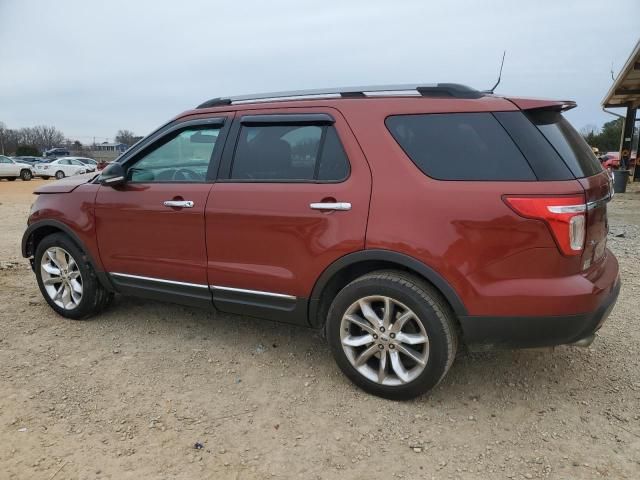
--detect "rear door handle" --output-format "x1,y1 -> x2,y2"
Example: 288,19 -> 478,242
163,200 -> 194,208
310,202 -> 351,211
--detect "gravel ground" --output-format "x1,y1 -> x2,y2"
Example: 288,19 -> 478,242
0,179 -> 639,480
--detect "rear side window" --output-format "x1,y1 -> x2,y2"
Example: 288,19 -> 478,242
385,113 -> 536,181
231,124 -> 349,182
494,111 -> 574,181
525,110 -> 602,178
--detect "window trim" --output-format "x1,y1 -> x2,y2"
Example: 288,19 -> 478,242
116,117 -> 230,184
240,113 -> 335,126
217,115 -> 351,184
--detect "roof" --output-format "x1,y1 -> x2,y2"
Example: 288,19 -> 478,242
602,39 -> 640,108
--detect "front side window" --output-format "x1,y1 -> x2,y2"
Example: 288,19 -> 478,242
230,124 -> 349,182
128,127 -> 220,182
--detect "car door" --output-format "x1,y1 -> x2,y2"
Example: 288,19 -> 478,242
94,115 -> 231,307
53,159 -> 69,176
69,159 -> 87,173
0,156 -> 14,175
205,107 -> 372,325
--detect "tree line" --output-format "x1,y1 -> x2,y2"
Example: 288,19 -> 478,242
580,117 -> 638,154
0,121 -> 142,156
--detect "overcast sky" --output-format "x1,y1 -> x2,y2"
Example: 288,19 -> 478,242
1,0 -> 638,143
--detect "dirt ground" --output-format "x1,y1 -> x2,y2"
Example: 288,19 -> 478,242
0,178 -> 638,480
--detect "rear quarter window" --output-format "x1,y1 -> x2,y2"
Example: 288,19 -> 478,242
525,110 -> 602,178
385,113 -> 536,181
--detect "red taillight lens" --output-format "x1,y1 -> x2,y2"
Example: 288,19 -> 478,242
504,195 -> 586,256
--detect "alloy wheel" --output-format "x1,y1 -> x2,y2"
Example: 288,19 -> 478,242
340,295 -> 429,386
40,246 -> 83,310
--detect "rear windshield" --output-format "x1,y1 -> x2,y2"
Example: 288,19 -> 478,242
525,110 -> 602,178
385,113 -> 536,181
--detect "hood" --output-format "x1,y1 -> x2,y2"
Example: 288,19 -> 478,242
34,172 -> 98,194
15,161 -> 34,168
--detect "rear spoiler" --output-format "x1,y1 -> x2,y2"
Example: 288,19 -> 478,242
506,97 -> 577,112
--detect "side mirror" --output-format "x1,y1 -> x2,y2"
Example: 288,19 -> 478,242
99,162 -> 126,187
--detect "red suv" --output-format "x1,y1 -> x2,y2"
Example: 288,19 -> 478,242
22,84 -> 620,399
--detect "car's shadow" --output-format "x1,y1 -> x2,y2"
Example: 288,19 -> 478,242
87,295 -> 606,405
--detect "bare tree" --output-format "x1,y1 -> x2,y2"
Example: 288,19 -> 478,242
115,129 -> 138,146
0,121 -> 6,155
580,124 -> 599,137
0,122 -> 66,155
32,125 -> 65,150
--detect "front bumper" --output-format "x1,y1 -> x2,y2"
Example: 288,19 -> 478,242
459,266 -> 621,350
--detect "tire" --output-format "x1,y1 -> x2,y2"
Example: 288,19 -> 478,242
8,177 -> 16,181
20,169 -> 32,181
326,270 -> 458,400
34,233 -> 113,320
41,176 -> 50,180
55,170 -> 65,179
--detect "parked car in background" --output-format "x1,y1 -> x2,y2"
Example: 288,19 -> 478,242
12,156 -> 42,166
57,157 -> 98,172
599,153 -> 620,170
0,155 -> 35,181
44,147 -> 71,158
96,160 -> 109,171
22,83 -> 619,399
34,157 -> 89,179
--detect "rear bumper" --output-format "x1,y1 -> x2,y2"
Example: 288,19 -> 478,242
459,257 -> 621,350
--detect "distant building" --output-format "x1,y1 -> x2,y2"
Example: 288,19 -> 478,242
93,142 -> 128,153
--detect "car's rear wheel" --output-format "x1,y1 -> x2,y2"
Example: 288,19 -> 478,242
55,170 -> 65,179
326,270 -> 458,400
34,233 -> 112,320
41,176 -> 50,180
7,177 -> 16,181
20,169 -> 32,181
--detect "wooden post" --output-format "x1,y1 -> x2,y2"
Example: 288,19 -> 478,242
619,104 -> 636,171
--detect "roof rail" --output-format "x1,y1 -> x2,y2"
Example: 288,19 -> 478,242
196,83 -> 483,109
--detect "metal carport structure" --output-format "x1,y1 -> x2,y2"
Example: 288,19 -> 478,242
602,39 -> 640,180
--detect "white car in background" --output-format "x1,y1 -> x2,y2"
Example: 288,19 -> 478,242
0,155 -> 36,181
61,156 -> 99,170
35,157 -> 89,180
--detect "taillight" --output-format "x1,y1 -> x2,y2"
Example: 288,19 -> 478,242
504,195 -> 586,256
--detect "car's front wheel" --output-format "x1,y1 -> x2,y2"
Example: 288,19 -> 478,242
55,170 -> 65,179
20,169 -> 32,181
326,271 -> 458,400
34,233 -> 112,320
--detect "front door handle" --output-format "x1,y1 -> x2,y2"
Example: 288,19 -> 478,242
310,202 -> 351,211
163,200 -> 194,208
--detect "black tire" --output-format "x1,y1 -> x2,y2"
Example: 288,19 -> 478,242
34,233 -> 113,320
326,270 -> 458,400
55,170 -> 65,179
20,169 -> 32,181
7,177 -> 16,181
41,176 -> 50,180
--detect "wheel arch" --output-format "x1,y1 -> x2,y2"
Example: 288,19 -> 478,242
22,220 -> 114,291
308,249 -> 467,328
